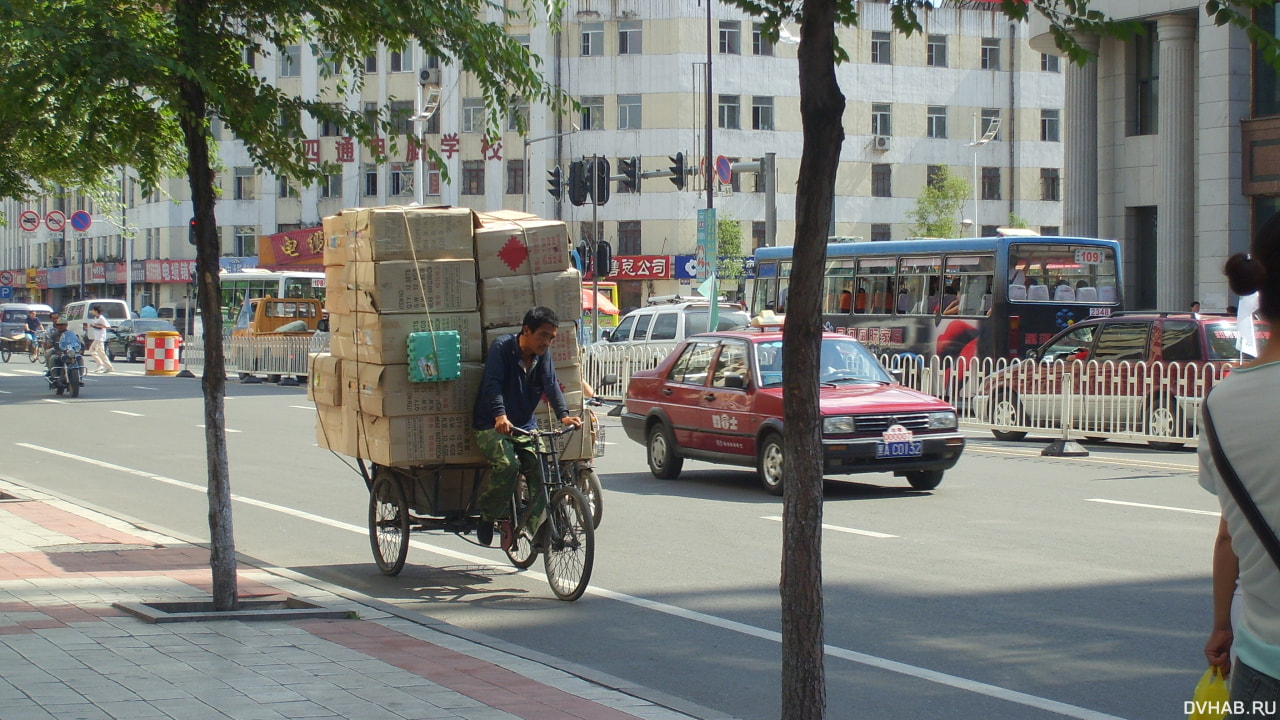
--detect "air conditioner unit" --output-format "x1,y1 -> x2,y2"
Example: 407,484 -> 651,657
418,67 -> 442,87
872,135 -> 891,151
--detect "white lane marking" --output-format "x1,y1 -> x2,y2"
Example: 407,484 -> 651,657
42,399 -> 66,404
1086,498 -> 1219,516
15,442 -> 1123,720
761,515 -> 898,539
133,386 -> 158,390
111,411 -> 144,417
195,425 -> 241,433
290,405 -> 313,410
0,389 -> 10,394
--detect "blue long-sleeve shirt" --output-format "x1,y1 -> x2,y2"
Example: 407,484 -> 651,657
472,333 -> 569,432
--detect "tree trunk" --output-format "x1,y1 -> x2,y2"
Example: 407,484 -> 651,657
781,1 -> 844,718
177,0 -> 236,611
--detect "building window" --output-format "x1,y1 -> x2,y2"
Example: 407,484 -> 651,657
427,162 -> 441,196
389,45 -> 412,73
278,175 -> 298,199
871,103 -> 892,136
461,160 -> 485,195
927,106 -> 947,139
462,98 -> 484,134
871,32 -> 891,65
581,22 -> 603,56
719,21 -> 741,55
318,47 -> 338,77
719,95 -> 741,130
981,37 -> 1000,70
753,23 -> 774,56
364,54 -> 377,73
1041,53 -> 1060,73
319,173 -> 342,199
363,101 -> 378,134
619,21 -> 642,55
234,167 -> 256,200
618,95 -> 642,130
871,164 -> 891,197
1040,109 -> 1060,142
581,95 -> 604,130
234,227 -> 257,257
506,159 -> 524,195
363,165 -> 378,196
927,34 -> 947,68
389,100 -> 414,136
871,224 -> 892,242
752,96 -> 774,131
1255,5 -> 1280,116
319,104 -> 342,137
279,45 -> 301,77
1041,225 -> 1060,236
981,166 -> 1001,200
981,108 -> 1001,140
507,98 -> 529,132
1130,21 -> 1158,135
753,221 -> 767,250
927,165 -> 943,189
1040,168 -> 1061,201
389,163 -> 413,196
618,221 -> 642,255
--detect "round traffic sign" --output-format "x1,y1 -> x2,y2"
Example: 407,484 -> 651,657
19,210 -> 40,232
45,210 -> 65,232
0,270 -> 13,286
70,210 -> 92,232
715,155 -> 733,185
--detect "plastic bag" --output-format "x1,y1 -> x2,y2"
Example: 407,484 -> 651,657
1187,667 -> 1230,720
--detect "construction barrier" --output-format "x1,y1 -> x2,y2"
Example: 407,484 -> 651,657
144,331 -> 182,376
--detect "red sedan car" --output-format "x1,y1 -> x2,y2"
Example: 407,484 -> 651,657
621,331 -> 965,494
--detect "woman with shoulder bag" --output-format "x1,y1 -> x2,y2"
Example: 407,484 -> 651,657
1201,211 -> 1280,717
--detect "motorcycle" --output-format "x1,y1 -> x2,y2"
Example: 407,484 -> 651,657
48,339 -> 86,398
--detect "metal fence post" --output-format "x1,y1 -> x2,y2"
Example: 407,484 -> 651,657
1042,369 -> 1089,457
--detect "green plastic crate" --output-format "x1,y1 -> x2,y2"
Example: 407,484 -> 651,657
406,330 -> 462,383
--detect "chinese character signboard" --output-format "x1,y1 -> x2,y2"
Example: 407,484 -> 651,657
259,226 -> 325,269
610,255 -> 672,281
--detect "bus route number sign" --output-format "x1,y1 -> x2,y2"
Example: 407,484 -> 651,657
1074,248 -> 1104,265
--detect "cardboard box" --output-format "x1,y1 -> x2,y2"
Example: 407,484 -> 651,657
346,412 -> 484,467
343,361 -> 483,417
479,269 -> 581,329
324,265 -> 350,315
473,218 -> 570,279
483,321 -> 580,367
550,363 -> 583,399
314,402 -> 352,455
344,259 -> 478,314
534,392 -> 593,461
330,311 -> 482,364
347,206 -> 476,263
321,212 -> 349,267
307,353 -> 343,406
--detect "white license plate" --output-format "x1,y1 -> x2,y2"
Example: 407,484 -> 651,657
876,440 -> 923,459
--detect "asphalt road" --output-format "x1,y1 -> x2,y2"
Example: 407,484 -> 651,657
0,361 -> 1218,720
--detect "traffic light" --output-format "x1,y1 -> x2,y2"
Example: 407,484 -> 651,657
595,241 -> 613,279
188,217 -> 197,246
668,152 -> 686,191
619,156 -> 640,193
591,157 -> 610,205
567,160 -> 589,206
547,165 -> 564,201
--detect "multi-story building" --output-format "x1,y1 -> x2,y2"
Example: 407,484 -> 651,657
1,0 -> 1065,313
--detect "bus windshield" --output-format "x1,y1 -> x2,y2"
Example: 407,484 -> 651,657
1007,243 -> 1118,303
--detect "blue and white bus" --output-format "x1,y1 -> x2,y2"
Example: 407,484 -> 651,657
751,235 -> 1123,360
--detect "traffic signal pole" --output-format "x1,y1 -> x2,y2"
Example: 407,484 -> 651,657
591,154 -> 600,344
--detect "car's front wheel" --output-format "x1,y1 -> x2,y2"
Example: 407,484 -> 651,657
126,346 -> 138,363
757,432 -> 784,496
905,470 -> 943,490
646,422 -> 683,480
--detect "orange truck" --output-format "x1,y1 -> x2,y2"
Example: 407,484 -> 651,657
230,297 -> 323,383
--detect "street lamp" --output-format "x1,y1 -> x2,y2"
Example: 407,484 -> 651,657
968,113 -> 1000,238
522,127 -> 578,213
413,69 -> 442,207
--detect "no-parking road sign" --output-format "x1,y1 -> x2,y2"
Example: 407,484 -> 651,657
45,210 -> 65,233
19,210 -> 40,233
70,210 -> 92,232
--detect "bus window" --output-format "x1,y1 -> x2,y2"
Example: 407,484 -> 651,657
776,262 -> 792,313
897,256 -> 940,315
824,260 -> 856,315
1008,243 -> 1117,302
857,257 -> 895,314
942,255 -> 995,315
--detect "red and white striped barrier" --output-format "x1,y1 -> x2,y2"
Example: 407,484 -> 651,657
144,332 -> 182,376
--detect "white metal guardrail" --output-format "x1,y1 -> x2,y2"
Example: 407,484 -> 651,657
581,342 -> 677,401
180,333 -> 328,380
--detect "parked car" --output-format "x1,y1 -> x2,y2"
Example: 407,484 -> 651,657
105,319 -> 182,362
600,298 -> 750,348
971,312 -> 1270,449
621,331 -> 966,494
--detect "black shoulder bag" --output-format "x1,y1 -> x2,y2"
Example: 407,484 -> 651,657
1202,401 -> 1280,572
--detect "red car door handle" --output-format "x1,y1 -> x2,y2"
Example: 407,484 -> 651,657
662,388 -> 672,396
704,393 -> 716,401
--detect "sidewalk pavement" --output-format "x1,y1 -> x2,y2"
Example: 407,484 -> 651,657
0,479 -> 717,720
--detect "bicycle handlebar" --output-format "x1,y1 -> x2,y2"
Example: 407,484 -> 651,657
509,424 -> 581,439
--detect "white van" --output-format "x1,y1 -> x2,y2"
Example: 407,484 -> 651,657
60,299 -> 133,333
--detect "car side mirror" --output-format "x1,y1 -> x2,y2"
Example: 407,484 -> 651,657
724,373 -> 747,390
1024,349 -> 1038,361
599,373 -> 619,389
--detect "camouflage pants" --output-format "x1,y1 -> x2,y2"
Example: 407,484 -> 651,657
474,429 -> 546,533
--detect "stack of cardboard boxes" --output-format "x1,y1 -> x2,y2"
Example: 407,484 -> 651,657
309,206 -> 588,469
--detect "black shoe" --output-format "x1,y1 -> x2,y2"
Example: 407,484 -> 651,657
475,521 -> 494,547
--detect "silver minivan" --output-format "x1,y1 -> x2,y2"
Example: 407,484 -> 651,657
0,302 -> 54,338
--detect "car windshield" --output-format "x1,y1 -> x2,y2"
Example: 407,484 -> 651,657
754,337 -> 892,388
1206,321 -> 1270,360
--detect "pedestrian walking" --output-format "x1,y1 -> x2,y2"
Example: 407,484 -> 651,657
85,305 -> 114,374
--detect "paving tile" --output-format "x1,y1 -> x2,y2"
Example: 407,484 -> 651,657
95,699 -> 170,719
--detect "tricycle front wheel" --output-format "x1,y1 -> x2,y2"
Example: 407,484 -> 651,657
543,487 -> 594,601
369,472 -> 410,576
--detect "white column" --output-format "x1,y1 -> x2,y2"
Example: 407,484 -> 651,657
1157,13 -> 1196,311
1063,34 -> 1099,237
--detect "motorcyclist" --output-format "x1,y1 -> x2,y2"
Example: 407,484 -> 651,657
43,314 -> 79,377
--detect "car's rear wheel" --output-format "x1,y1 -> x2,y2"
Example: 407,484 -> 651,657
757,432 -> 784,496
1145,396 -> 1185,451
905,470 -> 943,491
646,422 -> 683,480
990,390 -> 1027,441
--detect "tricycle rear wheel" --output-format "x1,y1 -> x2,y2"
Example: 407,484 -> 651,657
369,471 -> 410,576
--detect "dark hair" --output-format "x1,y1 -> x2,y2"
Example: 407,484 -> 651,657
1225,211 -> 1280,320
522,306 -> 560,332
90,304 -> 101,313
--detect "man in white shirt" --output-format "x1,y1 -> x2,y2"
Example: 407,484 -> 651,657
85,305 -> 114,374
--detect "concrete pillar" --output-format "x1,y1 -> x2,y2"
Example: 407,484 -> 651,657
1157,13 -> 1196,311
1063,34 -> 1099,238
